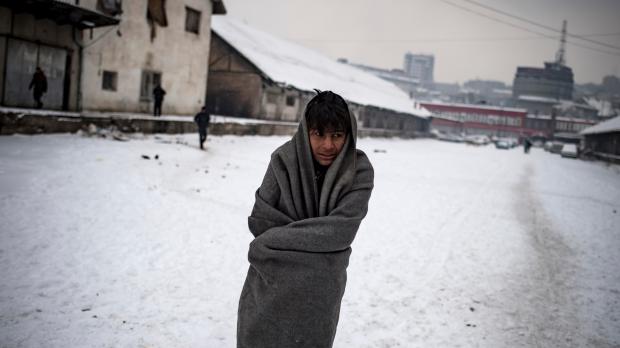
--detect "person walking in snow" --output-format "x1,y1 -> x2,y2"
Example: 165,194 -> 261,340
524,137 -> 532,154
28,67 -> 47,109
194,106 -> 211,149
237,90 -> 374,348
152,83 -> 166,116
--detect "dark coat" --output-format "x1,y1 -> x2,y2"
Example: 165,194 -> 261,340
194,111 -> 210,131
152,85 -> 166,102
29,70 -> 47,96
237,111 -> 374,347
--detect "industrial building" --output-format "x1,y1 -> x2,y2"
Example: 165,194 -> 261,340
580,115 -> 620,163
206,17 -> 430,136
0,0 -> 226,114
0,0 -> 119,110
512,21 -> 575,114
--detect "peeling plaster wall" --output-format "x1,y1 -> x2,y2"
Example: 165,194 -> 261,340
80,0 -> 214,114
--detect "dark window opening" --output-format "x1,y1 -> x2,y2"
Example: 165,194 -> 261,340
286,95 -> 296,106
185,7 -> 201,34
147,0 -> 168,41
147,0 -> 168,26
102,70 -> 118,91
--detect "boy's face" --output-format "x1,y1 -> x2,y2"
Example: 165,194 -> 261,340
308,128 -> 346,166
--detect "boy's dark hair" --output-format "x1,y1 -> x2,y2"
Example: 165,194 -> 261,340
304,90 -> 352,134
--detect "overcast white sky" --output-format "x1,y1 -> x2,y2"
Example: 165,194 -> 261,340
220,0 -> 620,85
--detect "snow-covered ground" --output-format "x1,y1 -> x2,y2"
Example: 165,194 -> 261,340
0,134 -> 618,347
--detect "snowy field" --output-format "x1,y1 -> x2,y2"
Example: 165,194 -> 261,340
1,133 -> 619,347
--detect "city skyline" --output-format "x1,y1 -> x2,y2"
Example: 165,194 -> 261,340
222,0 -> 620,85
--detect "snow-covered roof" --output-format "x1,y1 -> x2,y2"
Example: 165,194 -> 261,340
584,97 -> 617,117
555,100 -> 598,112
421,101 -> 527,113
517,95 -> 559,103
580,115 -> 620,135
491,88 -> 512,95
211,17 -> 430,118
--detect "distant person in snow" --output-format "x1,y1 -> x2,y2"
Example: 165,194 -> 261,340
524,137 -> 532,154
152,83 -> 166,116
194,106 -> 211,149
237,90 -> 374,347
29,67 -> 47,109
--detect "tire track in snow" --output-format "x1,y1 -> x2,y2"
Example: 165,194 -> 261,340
514,162 -> 585,347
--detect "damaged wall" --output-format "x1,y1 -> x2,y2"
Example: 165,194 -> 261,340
79,0 -> 216,114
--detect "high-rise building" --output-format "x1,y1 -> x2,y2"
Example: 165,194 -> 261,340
404,53 -> 434,85
512,20 -> 574,106
512,62 -> 574,101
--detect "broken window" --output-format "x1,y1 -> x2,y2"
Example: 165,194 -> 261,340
102,70 -> 118,91
147,0 -> 168,41
185,7 -> 201,34
140,70 -> 161,101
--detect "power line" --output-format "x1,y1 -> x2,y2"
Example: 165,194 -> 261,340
290,32 -> 620,44
295,36 -> 550,43
458,0 -> 620,51
439,0 -> 554,39
438,0 -> 620,57
582,32 -> 620,38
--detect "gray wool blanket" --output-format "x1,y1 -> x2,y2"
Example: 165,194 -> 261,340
237,115 -> 374,347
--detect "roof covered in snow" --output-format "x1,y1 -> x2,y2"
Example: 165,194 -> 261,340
584,97 -> 617,117
556,99 -> 598,112
517,95 -> 560,104
211,17 -> 430,118
421,101 -> 527,113
580,115 -> 620,135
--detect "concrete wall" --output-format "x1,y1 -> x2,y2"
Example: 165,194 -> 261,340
80,0 -> 215,114
0,110 -> 298,136
0,6 -> 79,110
